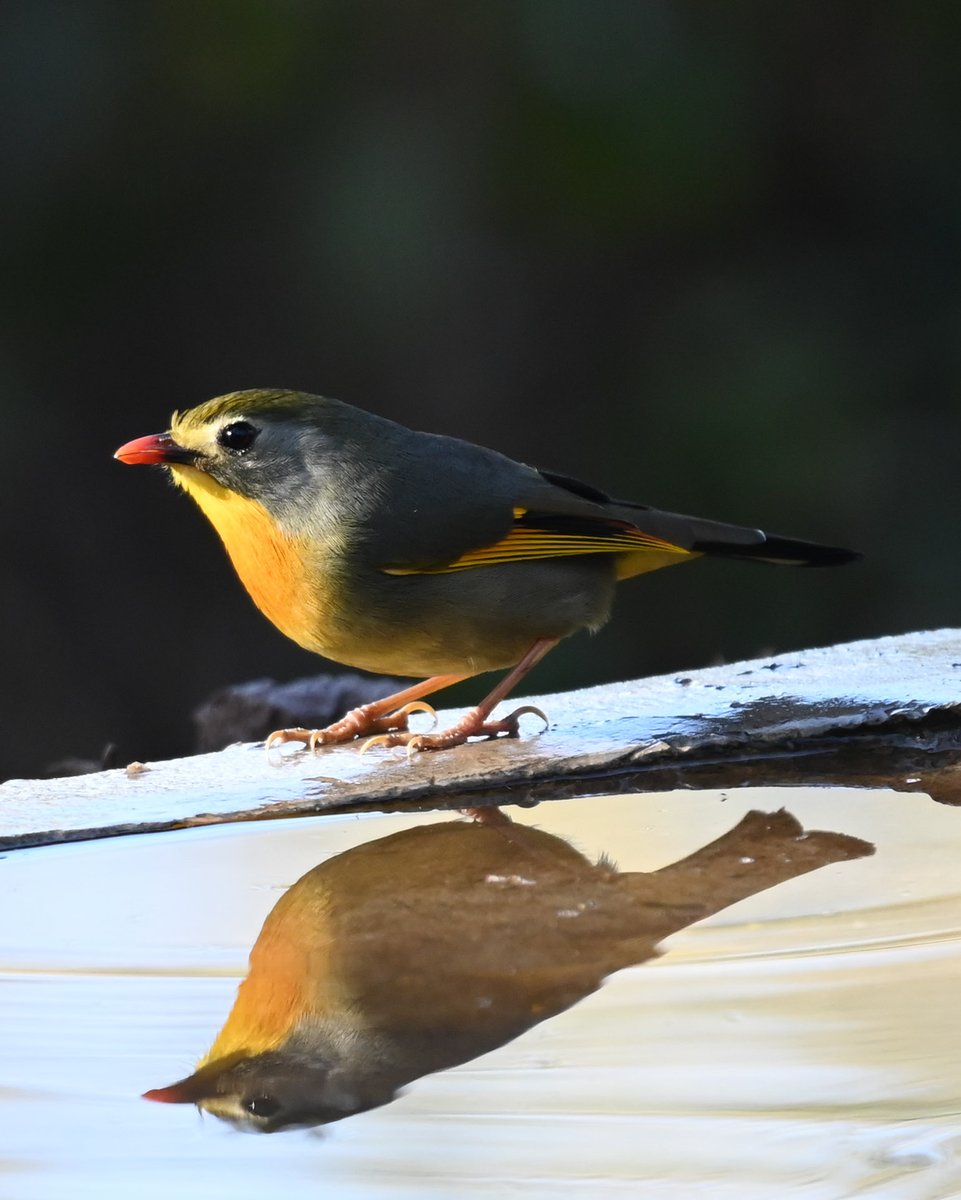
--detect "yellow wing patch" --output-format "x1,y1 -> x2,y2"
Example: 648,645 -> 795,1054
382,508 -> 691,576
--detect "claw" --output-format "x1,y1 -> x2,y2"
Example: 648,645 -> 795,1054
265,727 -> 313,753
497,705 -> 549,735
358,702 -> 438,754
360,730 -> 411,754
391,700 -> 438,729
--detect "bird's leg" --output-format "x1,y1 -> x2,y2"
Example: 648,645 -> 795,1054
366,637 -> 558,754
265,673 -> 469,753
460,805 -> 513,826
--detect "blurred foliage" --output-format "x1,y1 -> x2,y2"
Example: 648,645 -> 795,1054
2,1 -> 959,779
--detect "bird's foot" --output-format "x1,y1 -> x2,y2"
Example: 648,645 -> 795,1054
363,704 -> 548,755
265,700 -> 438,754
460,805 -> 513,826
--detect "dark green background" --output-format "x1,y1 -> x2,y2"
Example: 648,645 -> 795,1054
3,2 -> 956,780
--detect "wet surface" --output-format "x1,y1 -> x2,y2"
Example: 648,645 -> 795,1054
4,786 -> 961,1197
3,629 -> 961,848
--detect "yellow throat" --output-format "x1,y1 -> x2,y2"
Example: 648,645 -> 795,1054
169,464 -> 321,650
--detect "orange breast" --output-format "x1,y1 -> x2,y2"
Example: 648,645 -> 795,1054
170,466 -> 327,650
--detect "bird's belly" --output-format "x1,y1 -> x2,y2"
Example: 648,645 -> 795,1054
304,558 -> 617,678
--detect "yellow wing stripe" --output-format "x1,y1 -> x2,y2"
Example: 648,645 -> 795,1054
382,523 -> 690,576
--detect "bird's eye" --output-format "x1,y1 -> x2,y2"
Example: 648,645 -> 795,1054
244,1094 -> 280,1119
217,420 -> 259,453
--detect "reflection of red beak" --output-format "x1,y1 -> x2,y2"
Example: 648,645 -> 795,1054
114,432 -> 197,466
142,1078 -> 203,1104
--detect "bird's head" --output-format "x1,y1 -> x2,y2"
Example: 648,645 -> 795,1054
114,390 -> 360,520
143,1040 -> 398,1133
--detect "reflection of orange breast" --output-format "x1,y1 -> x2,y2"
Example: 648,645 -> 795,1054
200,875 -> 337,1067
170,466 -> 326,650
201,925 -> 311,1063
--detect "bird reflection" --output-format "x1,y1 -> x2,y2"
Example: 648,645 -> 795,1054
145,807 -> 872,1131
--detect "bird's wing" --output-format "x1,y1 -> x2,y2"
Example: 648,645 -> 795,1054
380,505 -> 687,576
376,461 -> 692,578
371,442 -> 855,579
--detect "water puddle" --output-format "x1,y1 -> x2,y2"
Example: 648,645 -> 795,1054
4,786 -> 961,1198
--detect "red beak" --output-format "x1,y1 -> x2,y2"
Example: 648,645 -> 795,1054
114,432 -> 196,466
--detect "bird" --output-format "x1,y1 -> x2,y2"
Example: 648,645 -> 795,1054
141,809 -> 873,1131
114,389 -> 858,753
